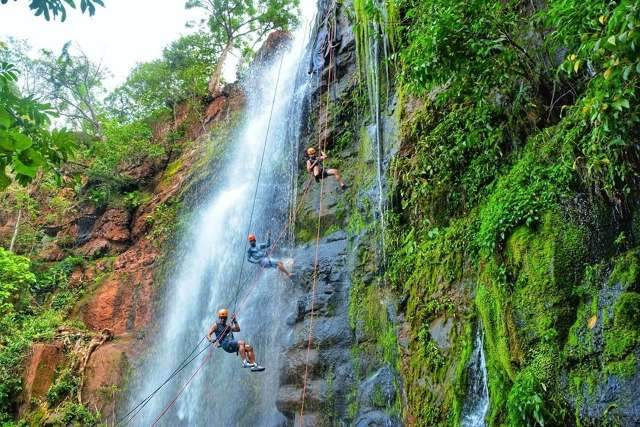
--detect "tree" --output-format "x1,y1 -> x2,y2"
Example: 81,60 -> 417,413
32,42 -> 107,136
0,60 -> 75,190
185,0 -> 299,93
0,0 -> 105,21
107,32 -> 219,121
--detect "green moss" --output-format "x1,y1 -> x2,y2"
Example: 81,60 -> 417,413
613,292 -> 640,327
604,354 -> 637,379
161,158 -> 184,185
452,321 -> 473,426
610,251 -> 640,290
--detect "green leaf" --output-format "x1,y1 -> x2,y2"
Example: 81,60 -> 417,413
12,157 -> 38,178
0,131 -> 16,152
0,109 -> 11,129
10,132 -> 33,151
608,35 -> 617,45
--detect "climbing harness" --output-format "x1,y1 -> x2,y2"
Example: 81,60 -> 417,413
146,49 -> 289,427
119,20 -> 320,427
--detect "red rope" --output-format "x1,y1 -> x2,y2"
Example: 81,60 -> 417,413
299,3 -> 338,424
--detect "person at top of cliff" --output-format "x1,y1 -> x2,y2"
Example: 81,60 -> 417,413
208,308 -> 264,372
306,147 -> 347,190
246,232 -> 293,279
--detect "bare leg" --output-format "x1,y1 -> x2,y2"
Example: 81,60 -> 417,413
326,168 -> 346,188
313,165 -> 321,180
276,261 -> 292,278
245,344 -> 256,364
238,340 -> 247,360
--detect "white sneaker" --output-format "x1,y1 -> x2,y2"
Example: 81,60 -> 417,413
251,364 -> 265,372
242,360 -> 255,368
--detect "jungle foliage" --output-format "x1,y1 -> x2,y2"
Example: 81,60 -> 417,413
384,0 -> 640,424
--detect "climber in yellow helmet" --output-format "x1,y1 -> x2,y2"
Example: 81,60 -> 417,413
306,147 -> 347,190
208,308 -> 264,372
246,231 -> 293,278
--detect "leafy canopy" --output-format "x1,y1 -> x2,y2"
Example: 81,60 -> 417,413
107,32 -> 219,120
0,0 -> 105,21
32,42 -> 107,135
186,0 -> 299,91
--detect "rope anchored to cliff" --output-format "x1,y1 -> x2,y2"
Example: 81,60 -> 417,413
118,49 -> 290,427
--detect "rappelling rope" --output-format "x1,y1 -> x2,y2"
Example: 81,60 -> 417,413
146,49 -> 289,427
119,23 -> 319,427
120,174 -> 313,427
299,3 -> 338,424
231,49 -> 287,313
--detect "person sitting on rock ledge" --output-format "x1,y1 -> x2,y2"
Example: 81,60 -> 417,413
208,308 -> 264,372
306,147 -> 347,190
246,232 -> 293,278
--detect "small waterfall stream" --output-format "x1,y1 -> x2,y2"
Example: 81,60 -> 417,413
461,324 -> 490,427
123,1 -> 317,425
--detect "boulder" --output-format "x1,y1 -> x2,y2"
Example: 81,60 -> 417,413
19,343 -> 64,415
81,339 -> 130,423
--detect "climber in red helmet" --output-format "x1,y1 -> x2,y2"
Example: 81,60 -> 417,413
246,231 -> 293,278
208,308 -> 264,372
306,147 -> 347,189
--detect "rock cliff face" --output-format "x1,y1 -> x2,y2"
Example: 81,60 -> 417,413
275,0 -> 403,424
0,82 -> 245,423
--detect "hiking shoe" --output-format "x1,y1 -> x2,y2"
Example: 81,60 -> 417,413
242,360 -> 255,369
251,364 -> 265,372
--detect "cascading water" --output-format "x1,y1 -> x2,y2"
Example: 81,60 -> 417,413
124,1 -> 316,425
461,324 -> 490,427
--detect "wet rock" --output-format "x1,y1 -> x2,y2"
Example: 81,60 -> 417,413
119,156 -> 159,183
80,238 -> 110,258
429,317 -> 454,350
358,366 -> 397,411
254,30 -> 293,65
204,94 -> 228,125
354,410 -> 401,427
19,343 -> 64,415
277,379 -> 327,415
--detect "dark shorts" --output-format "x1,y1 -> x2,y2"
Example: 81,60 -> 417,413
221,339 -> 239,354
314,168 -> 330,183
259,257 -> 276,268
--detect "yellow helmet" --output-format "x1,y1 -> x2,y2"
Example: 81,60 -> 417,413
307,147 -> 316,156
218,308 -> 229,319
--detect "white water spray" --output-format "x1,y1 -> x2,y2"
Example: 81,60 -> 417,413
124,1 -> 317,424
461,324 -> 490,427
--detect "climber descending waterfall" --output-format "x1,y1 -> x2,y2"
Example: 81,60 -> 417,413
207,309 -> 265,372
122,0 -> 318,423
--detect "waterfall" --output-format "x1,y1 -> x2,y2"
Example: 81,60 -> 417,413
123,1 -> 316,424
461,324 -> 490,427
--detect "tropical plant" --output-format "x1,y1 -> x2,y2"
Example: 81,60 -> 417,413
0,59 -> 75,190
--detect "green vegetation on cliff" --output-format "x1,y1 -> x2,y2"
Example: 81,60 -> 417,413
379,0 -> 640,425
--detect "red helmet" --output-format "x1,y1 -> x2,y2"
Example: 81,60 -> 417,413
248,234 -> 256,242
